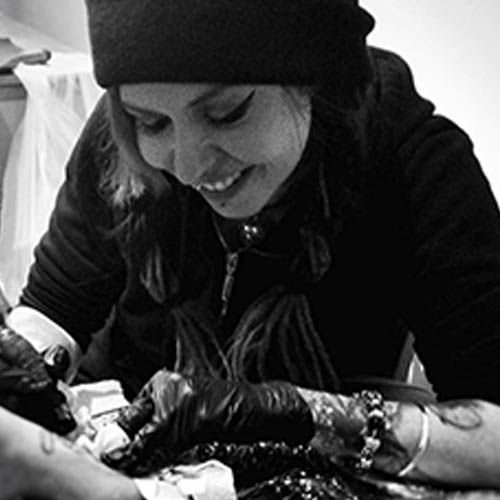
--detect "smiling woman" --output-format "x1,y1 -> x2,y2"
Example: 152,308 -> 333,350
2,0 -> 500,499
114,83 -> 311,219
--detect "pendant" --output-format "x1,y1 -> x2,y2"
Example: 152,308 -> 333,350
239,221 -> 264,246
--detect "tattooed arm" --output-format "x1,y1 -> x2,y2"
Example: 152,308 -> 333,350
297,388 -> 500,489
0,406 -> 141,500
405,400 -> 500,487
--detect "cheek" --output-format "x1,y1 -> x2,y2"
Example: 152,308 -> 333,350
221,105 -> 308,169
137,135 -> 174,172
219,125 -> 292,167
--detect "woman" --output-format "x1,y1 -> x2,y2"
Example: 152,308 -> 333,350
2,0 -> 500,498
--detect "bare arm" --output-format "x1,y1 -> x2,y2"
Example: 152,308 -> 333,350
297,388 -> 500,489
0,406 -> 141,500
404,399 -> 500,487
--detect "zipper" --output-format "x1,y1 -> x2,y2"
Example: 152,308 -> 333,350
220,251 -> 239,318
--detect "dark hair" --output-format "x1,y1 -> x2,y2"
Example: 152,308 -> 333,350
101,87 -> 168,205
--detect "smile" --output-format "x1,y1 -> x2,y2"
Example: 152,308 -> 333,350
197,170 -> 244,192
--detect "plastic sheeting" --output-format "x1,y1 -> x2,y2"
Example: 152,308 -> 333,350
0,52 -> 103,305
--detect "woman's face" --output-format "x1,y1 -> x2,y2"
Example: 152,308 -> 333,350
119,83 -> 311,219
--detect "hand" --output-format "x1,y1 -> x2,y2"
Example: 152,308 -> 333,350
0,327 -> 76,435
103,378 -> 314,475
115,369 -> 195,439
88,370 -> 195,458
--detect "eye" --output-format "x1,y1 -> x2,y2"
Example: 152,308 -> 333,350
135,115 -> 172,135
208,90 -> 255,125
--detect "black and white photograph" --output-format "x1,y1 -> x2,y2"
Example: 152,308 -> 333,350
0,1 -> 499,499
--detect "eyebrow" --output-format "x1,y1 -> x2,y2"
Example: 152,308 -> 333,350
121,102 -> 163,116
188,84 -> 226,108
121,85 -> 228,115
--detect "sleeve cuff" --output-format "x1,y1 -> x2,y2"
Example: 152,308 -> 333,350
5,305 -> 82,381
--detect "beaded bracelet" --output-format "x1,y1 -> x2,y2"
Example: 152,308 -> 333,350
352,390 -> 391,472
397,404 -> 430,477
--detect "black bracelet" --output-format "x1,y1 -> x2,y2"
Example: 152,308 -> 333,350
352,390 -> 390,472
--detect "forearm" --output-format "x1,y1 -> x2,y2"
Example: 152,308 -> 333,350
399,399 -> 500,488
0,407 -> 140,500
297,388 -> 500,488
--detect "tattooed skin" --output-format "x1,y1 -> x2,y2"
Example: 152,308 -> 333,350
297,388 -> 411,473
298,390 -> 488,481
39,429 -> 57,455
297,388 -> 365,455
38,429 -> 91,459
427,400 -> 483,430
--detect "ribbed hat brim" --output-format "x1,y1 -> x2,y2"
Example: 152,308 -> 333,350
86,0 -> 375,102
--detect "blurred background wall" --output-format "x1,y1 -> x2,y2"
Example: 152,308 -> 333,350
0,0 -> 89,52
363,0 -> 500,199
0,0 -> 498,197
0,0 -> 91,195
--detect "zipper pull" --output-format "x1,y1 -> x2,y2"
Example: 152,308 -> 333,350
221,252 -> 239,318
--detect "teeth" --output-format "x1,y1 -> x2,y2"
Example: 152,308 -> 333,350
200,171 -> 243,192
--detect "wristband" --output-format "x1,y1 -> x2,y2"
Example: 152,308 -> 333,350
397,404 -> 430,477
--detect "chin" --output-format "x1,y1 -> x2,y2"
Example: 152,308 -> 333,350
210,201 -> 263,221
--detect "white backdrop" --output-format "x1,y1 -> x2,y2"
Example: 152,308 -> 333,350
0,54 -> 102,304
362,0 -> 500,199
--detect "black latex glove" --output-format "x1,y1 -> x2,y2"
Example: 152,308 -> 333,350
114,369 -> 196,439
0,327 -> 76,435
103,378 -> 314,475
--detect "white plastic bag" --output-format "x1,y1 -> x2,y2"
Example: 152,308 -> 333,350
0,52 -> 103,305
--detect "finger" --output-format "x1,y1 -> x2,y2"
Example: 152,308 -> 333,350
92,422 -> 131,457
0,353 -> 52,395
134,368 -> 178,399
0,329 -> 52,385
47,386 -> 78,433
0,367 -> 50,393
0,328 -> 38,366
102,417 -> 173,473
115,395 -> 155,438
101,442 -> 143,473
151,372 -> 194,420
43,344 -> 70,381
50,399 -> 78,435
21,389 -> 77,435
102,435 -> 175,476
0,386 -> 76,436
0,367 -> 29,392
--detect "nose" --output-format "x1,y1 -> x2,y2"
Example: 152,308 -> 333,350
172,126 -> 218,187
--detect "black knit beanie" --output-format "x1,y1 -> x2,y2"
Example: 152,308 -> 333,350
85,0 -> 375,104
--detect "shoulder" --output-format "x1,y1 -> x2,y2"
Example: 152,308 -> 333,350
51,93 -> 129,239
366,47 -> 435,150
365,48 -> 480,185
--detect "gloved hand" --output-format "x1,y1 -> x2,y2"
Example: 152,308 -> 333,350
0,327 -> 76,435
87,369 -> 195,459
115,369 -> 196,439
103,375 -> 314,475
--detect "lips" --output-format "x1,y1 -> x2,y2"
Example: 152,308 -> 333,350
196,165 -> 255,194
197,169 -> 244,192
